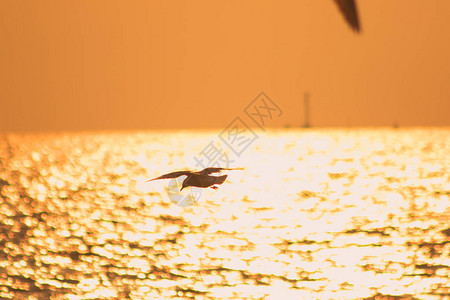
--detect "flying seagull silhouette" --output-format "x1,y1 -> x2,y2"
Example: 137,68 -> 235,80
333,0 -> 361,32
147,167 -> 244,191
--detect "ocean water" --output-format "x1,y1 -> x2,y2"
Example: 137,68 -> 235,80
0,128 -> 449,300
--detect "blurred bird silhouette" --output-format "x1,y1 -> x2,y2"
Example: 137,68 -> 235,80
148,167 -> 244,191
333,0 -> 361,32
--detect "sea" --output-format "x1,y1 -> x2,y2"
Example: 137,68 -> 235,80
0,128 -> 449,300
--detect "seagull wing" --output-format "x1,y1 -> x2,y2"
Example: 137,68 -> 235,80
147,171 -> 193,181
198,167 -> 245,175
333,0 -> 361,32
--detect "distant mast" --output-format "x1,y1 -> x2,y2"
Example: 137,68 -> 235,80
303,92 -> 311,128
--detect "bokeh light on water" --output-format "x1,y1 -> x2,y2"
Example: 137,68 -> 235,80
0,129 -> 449,299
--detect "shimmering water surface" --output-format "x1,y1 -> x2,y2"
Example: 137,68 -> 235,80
0,128 -> 449,299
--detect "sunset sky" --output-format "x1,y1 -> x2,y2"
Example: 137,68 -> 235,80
1,0 -> 449,132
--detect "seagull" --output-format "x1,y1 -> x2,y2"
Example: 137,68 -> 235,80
333,0 -> 361,32
147,167 -> 244,191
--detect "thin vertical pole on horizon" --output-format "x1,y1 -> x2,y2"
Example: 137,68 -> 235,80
303,92 -> 310,128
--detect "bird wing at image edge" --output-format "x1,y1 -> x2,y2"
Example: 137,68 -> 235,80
333,0 -> 361,32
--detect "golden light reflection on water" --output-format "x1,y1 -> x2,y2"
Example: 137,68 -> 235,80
0,129 -> 449,299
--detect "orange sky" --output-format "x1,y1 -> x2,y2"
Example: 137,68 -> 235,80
1,0 -> 450,132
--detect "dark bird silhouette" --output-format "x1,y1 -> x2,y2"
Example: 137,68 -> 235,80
148,167 -> 244,191
333,0 -> 361,32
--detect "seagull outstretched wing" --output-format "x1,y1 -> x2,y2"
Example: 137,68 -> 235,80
147,171 -> 193,181
197,167 -> 245,176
